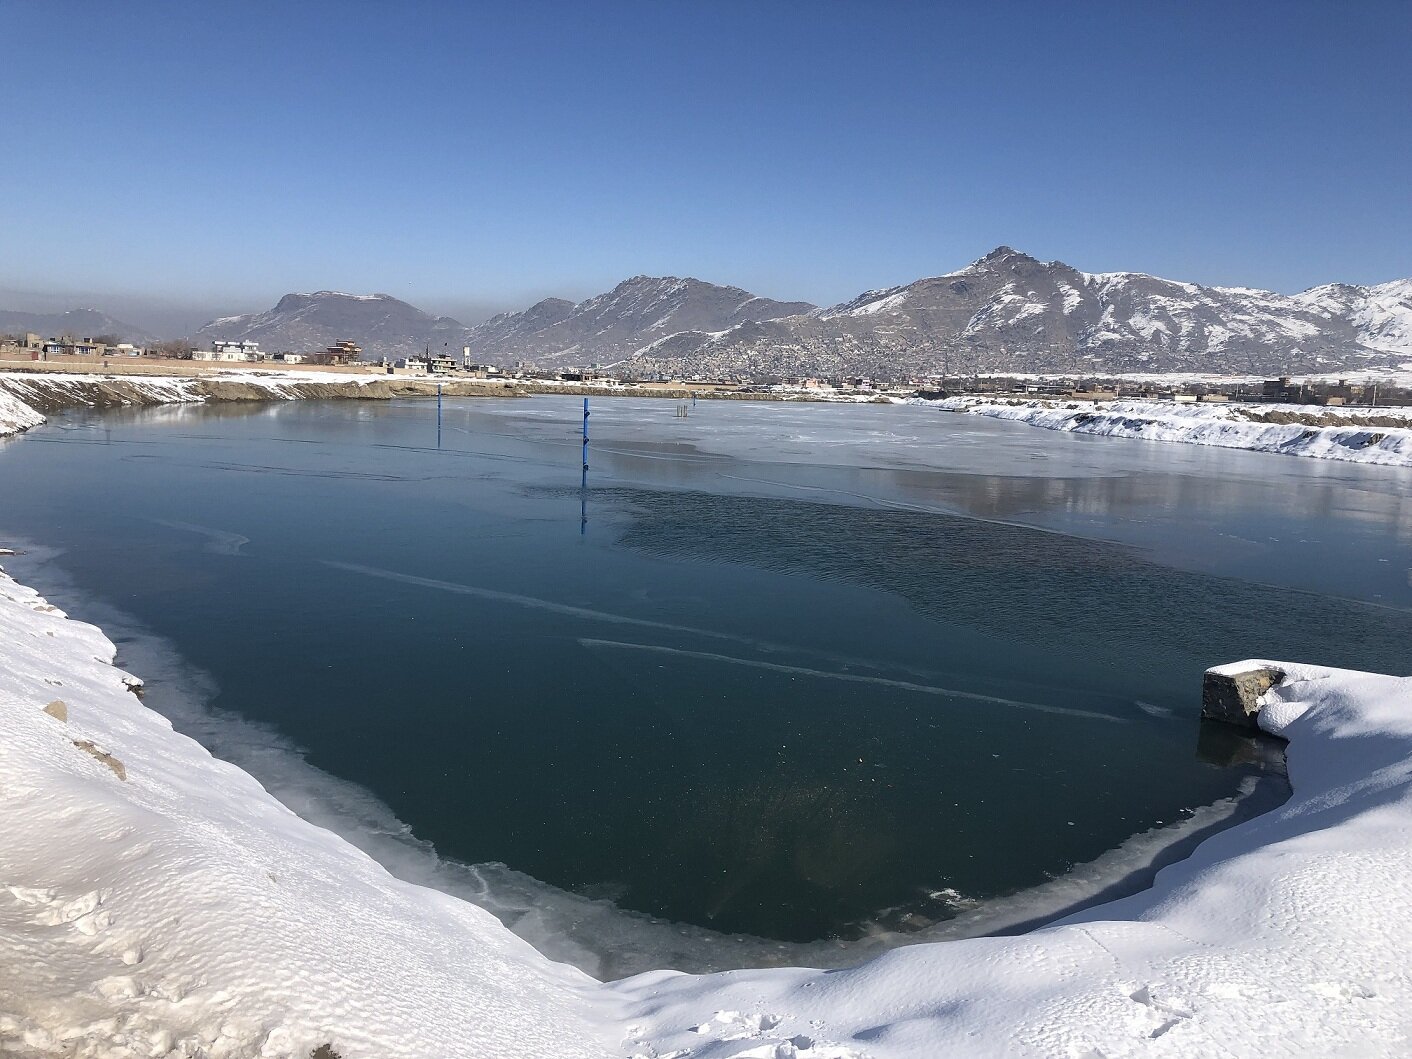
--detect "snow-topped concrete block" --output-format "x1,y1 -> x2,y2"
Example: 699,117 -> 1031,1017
1202,662 -> 1286,729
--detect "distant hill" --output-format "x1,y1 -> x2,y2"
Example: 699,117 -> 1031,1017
467,276 -> 816,366
187,253 -> 1412,378
196,292 -> 470,360
0,308 -> 155,344
618,248 -> 1412,379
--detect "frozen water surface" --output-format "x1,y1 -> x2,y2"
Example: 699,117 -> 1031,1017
2,395 -> 1409,979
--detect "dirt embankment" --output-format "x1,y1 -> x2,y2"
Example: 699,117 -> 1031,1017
0,370 -> 885,434
196,378 -> 516,402
513,382 -> 888,403
1233,407 -> 1411,428
0,373 -> 519,421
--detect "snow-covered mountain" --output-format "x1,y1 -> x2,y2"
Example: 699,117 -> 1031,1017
0,307 -> 155,344
191,254 -> 1412,376
467,276 -> 815,365
196,292 -> 470,360
1294,280 -> 1412,354
623,249 -> 1412,379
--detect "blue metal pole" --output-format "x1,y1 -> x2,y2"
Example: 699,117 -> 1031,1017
581,398 -> 590,534
437,383 -> 443,449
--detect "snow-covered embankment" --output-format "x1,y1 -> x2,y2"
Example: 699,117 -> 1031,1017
5,545 -> 1412,1055
930,395 -> 1412,466
0,565 -> 613,1058
620,660 -> 1412,1057
0,370 -> 501,440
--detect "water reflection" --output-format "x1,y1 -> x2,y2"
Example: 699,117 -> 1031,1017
1196,721 -> 1288,771
606,488 -> 1412,680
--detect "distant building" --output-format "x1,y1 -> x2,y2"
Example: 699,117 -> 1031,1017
212,340 -> 261,358
42,338 -> 108,357
191,349 -> 251,362
394,357 -> 428,373
1261,377 -> 1305,403
427,352 -> 456,375
310,340 -> 362,366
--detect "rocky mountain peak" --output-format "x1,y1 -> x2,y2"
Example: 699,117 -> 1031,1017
197,291 -> 467,359
973,245 -> 1041,269
466,276 -> 815,365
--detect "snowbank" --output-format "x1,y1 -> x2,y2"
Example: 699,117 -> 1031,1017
0,387 -> 45,436
0,370 -> 482,440
0,566 -> 612,1058
4,554 -> 1411,1056
930,396 -> 1412,467
616,660 -> 1412,1057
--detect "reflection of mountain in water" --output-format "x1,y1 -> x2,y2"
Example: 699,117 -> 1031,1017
884,460 -> 1412,538
610,488 -> 1412,681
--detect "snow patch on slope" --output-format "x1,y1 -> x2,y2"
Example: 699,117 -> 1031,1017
0,387 -> 46,436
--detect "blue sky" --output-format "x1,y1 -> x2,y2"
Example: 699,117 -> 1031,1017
2,0 -> 1410,329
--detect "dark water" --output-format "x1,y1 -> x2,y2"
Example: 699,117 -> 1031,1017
2,396 -> 1409,974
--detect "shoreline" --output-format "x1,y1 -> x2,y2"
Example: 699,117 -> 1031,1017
926,394 -> 1412,467
12,364 -> 1412,472
5,551 -> 1410,1055
3,408 -> 1411,1056
0,368 -> 516,439
0,365 -> 895,441
0,536 -> 1292,985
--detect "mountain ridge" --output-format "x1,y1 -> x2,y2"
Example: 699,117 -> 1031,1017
0,308 -> 155,344
465,275 -> 816,364
170,250 -> 1412,375
195,291 -> 469,360
619,248 -> 1412,379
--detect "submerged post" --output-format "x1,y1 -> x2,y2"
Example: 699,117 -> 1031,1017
437,383 -> 443,449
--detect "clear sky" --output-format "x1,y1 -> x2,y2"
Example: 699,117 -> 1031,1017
3,0 -> 1410,331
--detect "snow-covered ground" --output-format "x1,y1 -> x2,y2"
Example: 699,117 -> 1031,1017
930,396 -> 1412,467
5,383 -> 1412,1056
621,658 -> 1412,1058
0,387 -> 45,436
963,365 -> 1412,390
0,370 -> 412,439
0,370 -> 890,440
4,551 -> 1412,1056
0,369 -> 328,438
0,566 -> 613,1058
